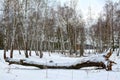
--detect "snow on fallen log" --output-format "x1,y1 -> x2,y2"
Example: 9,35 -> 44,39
5,49 -> 116,71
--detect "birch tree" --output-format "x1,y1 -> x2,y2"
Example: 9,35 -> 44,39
10,0 -> 20,58
3,0 -> 10,59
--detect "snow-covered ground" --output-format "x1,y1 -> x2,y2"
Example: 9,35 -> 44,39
0,50 -> 120,80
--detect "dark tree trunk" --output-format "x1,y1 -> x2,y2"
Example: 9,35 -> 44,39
4,50 -> 6,60
80,44 -> 84,57
25,41 -> 29,58
10,45 -> 14,58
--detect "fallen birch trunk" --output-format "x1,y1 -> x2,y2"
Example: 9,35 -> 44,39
5,49 -> 116,71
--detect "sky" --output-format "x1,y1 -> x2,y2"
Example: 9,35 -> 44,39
58,0 -> 119,20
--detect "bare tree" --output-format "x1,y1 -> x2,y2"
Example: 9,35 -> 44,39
3,0 -> 10,59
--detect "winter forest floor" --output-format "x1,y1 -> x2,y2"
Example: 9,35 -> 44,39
0,50 -> 120,80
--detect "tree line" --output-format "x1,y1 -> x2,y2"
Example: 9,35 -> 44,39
0,0 -> 119,59
89,0 -> 120,55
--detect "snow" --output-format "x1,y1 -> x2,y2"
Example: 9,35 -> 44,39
0,50 -> 120,80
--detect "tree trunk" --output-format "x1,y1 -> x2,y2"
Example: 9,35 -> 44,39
10,45 -> 14,58
39,38 -> 43,58
117,37 -> 120,56
5,49 -> 116,71
25,41 -> 29,58
80,44 -> 84,57
4,49 -> 7,60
